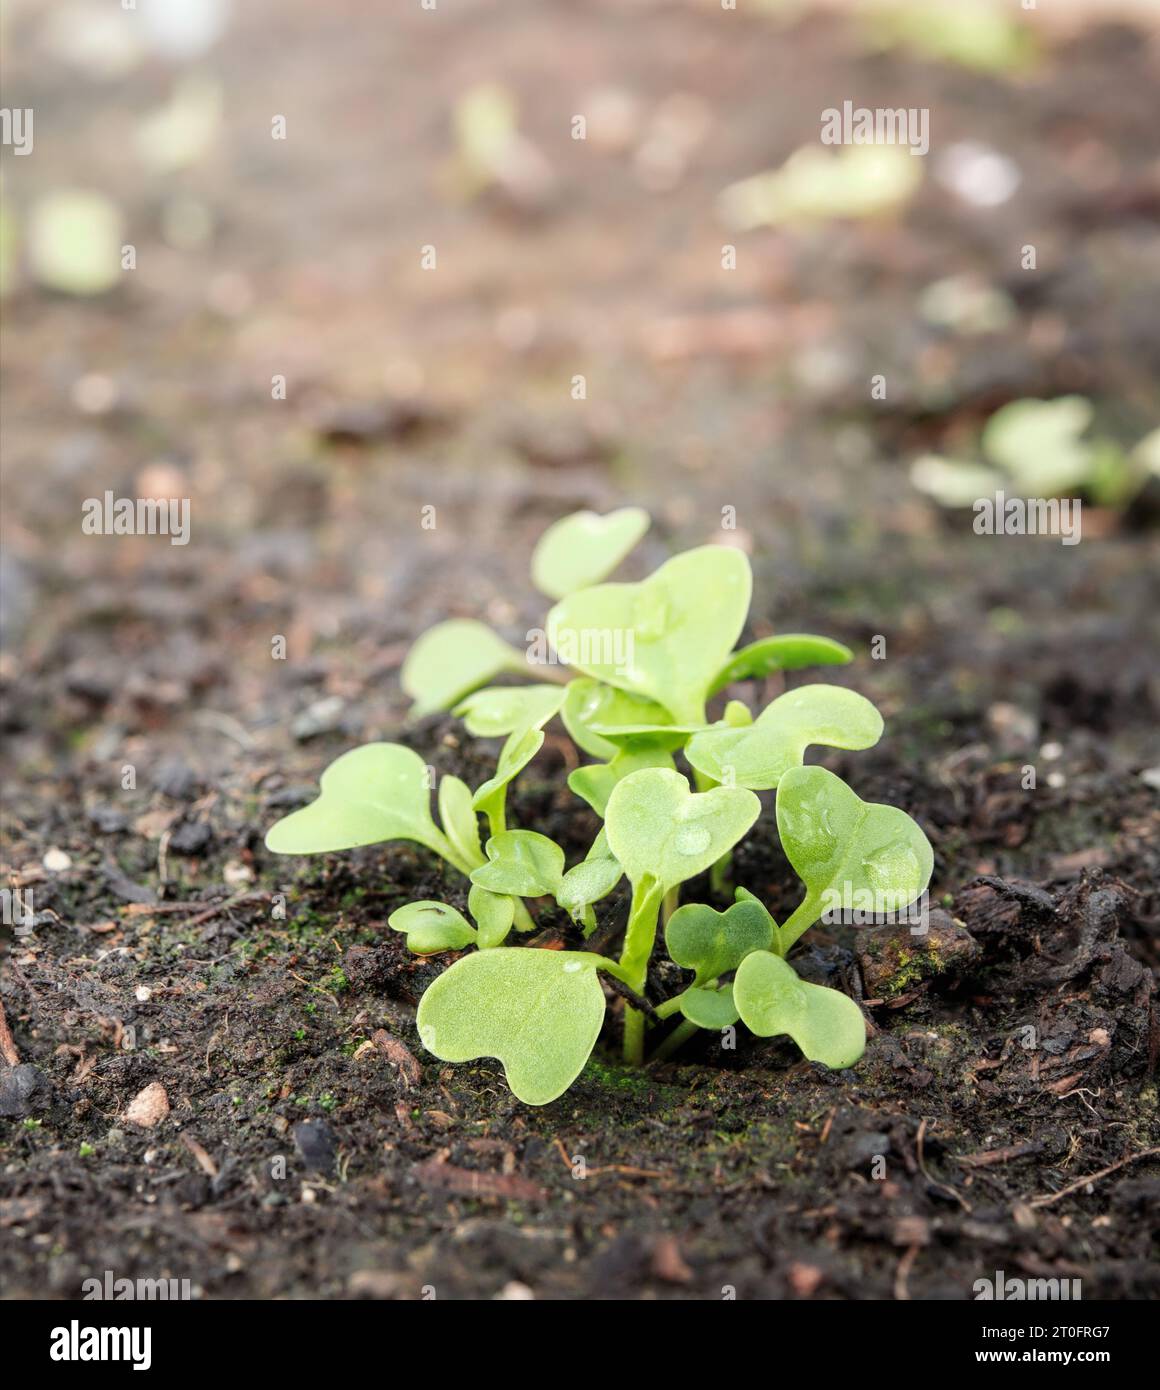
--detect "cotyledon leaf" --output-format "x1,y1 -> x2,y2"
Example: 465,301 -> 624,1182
685,684 -> 884,791
388,901 -> 477,954
604,768 -> 760,893
402,619 -> 531,719
775,765 -> 933,948
679,984 -> 740,1030
471,727 -> 544,814
557,850 -> 623,927
664,899 -> 777,983
438,774 -> 483,868
568,745 -> 675,817
468,884 -> 515,948
470,830 -> 565,897
265,743 -> 457,862
416,948 -> 608,1105
708,633 -> 853,696
561,678 -> 675,761
531,507 -> 650,600
452,684 -> 565,739
733,950 -> 865,1069
547,546 -> 752,724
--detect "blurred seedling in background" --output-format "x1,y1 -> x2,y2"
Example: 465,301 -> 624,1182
267,510 -> 933,1104
911,397 -> 1160,513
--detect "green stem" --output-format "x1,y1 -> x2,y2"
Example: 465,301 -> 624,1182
618,878 -> 664,1065
512,899 -> 536,932
709,851 -> 732,898
654,972 -> 717,1022
624,1008 -> 646,1068
661,884 -> 680,927
649,1017 -> 701,1065
777,891 -> 820,954
486,799 -> 507,838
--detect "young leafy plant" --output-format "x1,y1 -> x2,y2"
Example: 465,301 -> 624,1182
266,508 -> 934,1105
910,397 -> 1160,512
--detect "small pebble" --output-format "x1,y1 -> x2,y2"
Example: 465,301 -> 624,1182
123,1081 -> 169,1129
42,848 -> 72,873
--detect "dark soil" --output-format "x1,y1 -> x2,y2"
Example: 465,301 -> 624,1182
2,0 -> 1158,1300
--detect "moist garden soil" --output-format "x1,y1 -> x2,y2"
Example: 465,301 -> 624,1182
2,1 -> 1159,1300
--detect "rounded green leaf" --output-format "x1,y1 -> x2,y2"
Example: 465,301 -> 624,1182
557,852 -> 623,926
679,984 -> 740,1030
470,830 -> 565,897
471,727 -> 544,813
561,678 -> 675,760
568,745 -> 675,817
733,951 -> 865,1068
453,684 -> 565,738
265,743 -> 453,859
388,901 -> 477,954
468,884 -> 515,948
604,768 -> 760,893
547,546 -> 752,724
438,774 -> 483,868
982,396 -> 1094,495
531,507 -> 650,600
708,634 -> 852,696
664,899 -> 776,982
910,454 -> 1004,509
686,684 -> 884,791
416,948 -> 608,1105
402,619 -> 529,719
776,765 -> 933,920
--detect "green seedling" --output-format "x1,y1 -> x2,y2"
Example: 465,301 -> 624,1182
266,509 -> 933,1104
911,397 -> 1159,511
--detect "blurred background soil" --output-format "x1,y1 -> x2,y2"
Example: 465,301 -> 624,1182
1,0 -> 1157,1300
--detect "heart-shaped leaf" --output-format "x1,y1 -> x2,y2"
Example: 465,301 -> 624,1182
468,884 -> 515,948
388,900 -> 477,954
708,633 -> 853,696
561,678 -> 675,760
679,984 -> 740,1030
910,454 -> 1004,509
453,684 -> 565,739
531,507 -> 650,600
265,743 -> 458,864
686,684 -> 884,791
604,768 -> 760,893
438,774 -> 483,869
470,830 -> 565,897
471,727 -> 544,814
557,845 -> 623,928
547,546 -> 752,724
416,948 -> 608,1105
568,745 -> 675,817
776,765 -> 933,948
733,950 -> 865,1069
402,619 -> 530,719
664,899 -> 777,982
982,396 -> 1094,496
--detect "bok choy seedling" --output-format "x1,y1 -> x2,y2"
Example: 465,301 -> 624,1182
266,509 -> 933,1104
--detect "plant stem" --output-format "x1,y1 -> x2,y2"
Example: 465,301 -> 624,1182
512,899 -> 536,932
709,851 -> 732,898
623,1007 -> 646,1067
777,892 -> 820,953
618,878 -> 663,1065
649,1018 -> 701,1065
661,884 -> 680,927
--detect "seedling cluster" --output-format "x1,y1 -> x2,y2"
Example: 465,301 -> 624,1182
267,509 -> 933,1104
